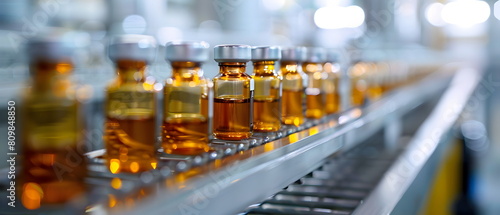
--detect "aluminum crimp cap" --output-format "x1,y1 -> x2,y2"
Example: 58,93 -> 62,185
108,34 -> 157,62
281,47 -> 307,62
303,47 -> 326,63
251,46 -> 281,61
165,41 -> 210,62
27,37 -> 74,63
214,44 -> 251,62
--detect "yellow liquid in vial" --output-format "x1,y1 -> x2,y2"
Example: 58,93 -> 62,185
325,92 -> 340,114
162,93 -> 209,155
213,98 -> 252,140
351,81 -> 365,106
252,71 -> 281,132
104,60 -> 157,173
105,117 -> 157,173
162,61 -> 210,155
253,99 -> 281,132
282,89 -> 304,126
306,94 -> 324,119
303,63 -> 325,119
20,61 -> 87,209
368,85 -> 383,100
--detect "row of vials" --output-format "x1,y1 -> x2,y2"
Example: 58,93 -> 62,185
18,34 -> 413,210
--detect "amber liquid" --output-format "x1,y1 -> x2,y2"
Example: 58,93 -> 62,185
282,90 -> 304,126
325,92 -> 340,114
162,82 -> 209,155
253,99 -> 281,132
21,148 -> 87,209
306,94 -> 324,119
368,86 -> 383,100
162,118 -> 209,155
351,86 -> 365,106
213,98 -> 252,140
104,117 -> 157,173
21,61 -> 87,210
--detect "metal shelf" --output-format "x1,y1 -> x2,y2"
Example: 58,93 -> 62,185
352,66 -> 482,214
96,65 -> 457,215
0,62 -> 472,215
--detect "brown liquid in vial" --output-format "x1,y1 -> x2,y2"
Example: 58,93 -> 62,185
22,148 -> 87,209
105,117 -> 157,173
20,60 -> 87,210
306,94 -> 324,119
213,98 -> 252,140
368,85 -> 383,100
162,117 -> 208,155
351,84 -> 365,106
253,99 -> 280,132
325,92 -> 340,114
281,89 -> 304,126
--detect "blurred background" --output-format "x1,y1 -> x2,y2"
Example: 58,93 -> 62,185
0,0 -> 500,214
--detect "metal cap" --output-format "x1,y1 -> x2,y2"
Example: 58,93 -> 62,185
108,34 -> 157,62
165,41 -> 210,62
281,47 -> 306,62
251,46 -> 281,61
27,38 -> 74,63
214,44 -> 251,62
303,47 -> 326,63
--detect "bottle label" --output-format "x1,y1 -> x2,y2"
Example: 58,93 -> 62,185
106,91 -> 156,119
24,102 -> 79,149
214,80 -> 251,99
254,78 -> 270,97
164,86 -> 202,114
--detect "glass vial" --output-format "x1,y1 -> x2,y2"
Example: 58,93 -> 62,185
104,35 -> 158,173
302,47 -> 327,119
212,45 -> 252,140
162,41 -> 210,155
323,51 -> 341,114
251,46 -> 282,132
367,62 -> 384,100
349,61 -> 368,106
20,39 -> 87,209
280,47 -> 305,126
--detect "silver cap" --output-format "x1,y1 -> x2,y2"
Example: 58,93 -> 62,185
27,38 -> 74,63
214,44 -> 251,62
108,34 -> 157,62
281,47 -> 306,62
303,47 -> 326,63
165,41 -> 210,62
251,46 -> 281,61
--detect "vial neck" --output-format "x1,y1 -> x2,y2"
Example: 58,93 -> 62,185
280,61 -> 300,75
253,61 -> 276,75
324,62 -> 340,74
30,61 -> 73,90
115,59 -> 147,83
218,62 -> 247,74
170,61 -> 203,82
302,62 -> 323,73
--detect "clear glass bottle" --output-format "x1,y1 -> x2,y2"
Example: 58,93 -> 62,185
212,45 -> 252,140
162,41 -> 210,155
302,47 -> 327,119
104,35 -> 158,173
251,46 -> 282,132
324,51 -> 341,114
280,47 -> 306,126
20,39 -> 87,209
